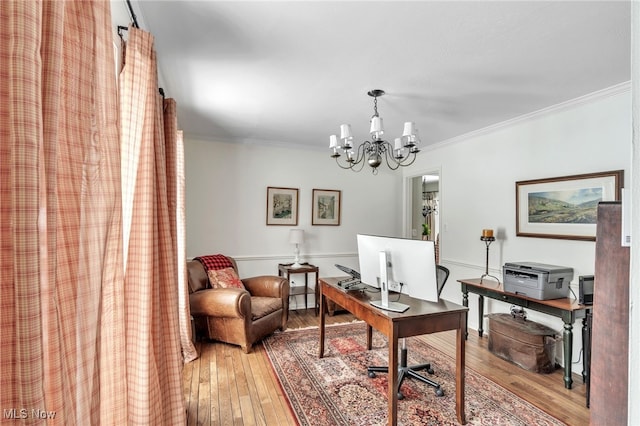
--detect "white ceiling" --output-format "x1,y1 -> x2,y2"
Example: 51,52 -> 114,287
115,1 -> 631,151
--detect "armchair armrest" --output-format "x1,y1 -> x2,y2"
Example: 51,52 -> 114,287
243,275 -> 289,299
189,287 -> 251,319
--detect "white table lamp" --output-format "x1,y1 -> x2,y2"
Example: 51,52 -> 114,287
289,229 -> 304,268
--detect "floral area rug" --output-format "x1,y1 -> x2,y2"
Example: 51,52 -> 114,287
262,322 -> 564,426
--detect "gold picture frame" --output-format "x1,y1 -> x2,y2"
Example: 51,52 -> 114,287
515,170 -> 623,241
266,187 -> 299,226
312,189 -> 341,226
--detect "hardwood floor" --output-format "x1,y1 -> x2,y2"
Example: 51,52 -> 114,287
183,309 -> 590,425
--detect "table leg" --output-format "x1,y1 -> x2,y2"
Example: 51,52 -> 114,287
456,316 -> 467,425
319,288 -> 325,358
286,271 -> 292,310
462,288 -> 469,340
366,324 -> 373,351
388,325 -> 399,426
585,312 -> 592,408
478,295 -> 485,337
582,315 -> 589,383
314,271 -> 320,316
304,273 -> 308,310
563,321 -> 573,389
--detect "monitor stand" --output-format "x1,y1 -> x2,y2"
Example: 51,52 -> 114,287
369,250 -> 410,313
370,299 -> 409,313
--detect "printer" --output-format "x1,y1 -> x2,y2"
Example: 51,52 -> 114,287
502,262 -> 573,300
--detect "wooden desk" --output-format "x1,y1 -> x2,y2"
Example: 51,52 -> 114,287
278,263 -> 319,315
458,278 -> 591,390
319,277 -> 468,425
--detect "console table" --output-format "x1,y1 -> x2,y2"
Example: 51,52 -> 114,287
458,278 -> 590,390
320,277 -> 468,425
278,263 -> 319,315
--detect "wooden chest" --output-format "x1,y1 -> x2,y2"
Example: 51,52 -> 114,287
487,313 -> 558,374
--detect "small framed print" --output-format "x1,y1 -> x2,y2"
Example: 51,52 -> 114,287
312,189 -> 341,226
266,187 -> 299,226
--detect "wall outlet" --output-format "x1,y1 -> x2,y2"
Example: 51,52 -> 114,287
388,280 -> 401,292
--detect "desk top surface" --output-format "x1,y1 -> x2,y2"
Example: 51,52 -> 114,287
458,277 -> 589,311
320,277 -> 468,319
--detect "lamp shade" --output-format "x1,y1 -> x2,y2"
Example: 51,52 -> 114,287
340,124 -> 353,140
329,134 -> 338,148
369,116 -> 384,135
402,121 -> 416,137
289,229 -> 304,245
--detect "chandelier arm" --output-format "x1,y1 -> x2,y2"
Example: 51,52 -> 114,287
398,151 -> 419,167
335,156 -> 367,172
353,141 -> 369,164
351,142 -> 372,172
334,157 -> 357,170
382,143 -> 403,170
351,160 -> 367,172
388,149 -> 419,169
346,154 -> 368,172
334,142 -> 368,171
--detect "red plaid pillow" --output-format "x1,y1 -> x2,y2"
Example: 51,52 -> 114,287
207,267 -> 245,290
195,254 -> 233,271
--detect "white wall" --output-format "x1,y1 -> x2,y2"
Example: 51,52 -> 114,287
404,87 -> 632,375
184,140 -> 403,307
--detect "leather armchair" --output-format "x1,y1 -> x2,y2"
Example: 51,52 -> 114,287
187,257 -> 289,353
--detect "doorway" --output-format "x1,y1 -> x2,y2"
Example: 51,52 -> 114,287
407,171 -> 440,260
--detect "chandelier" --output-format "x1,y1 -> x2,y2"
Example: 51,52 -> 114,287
422,176 -> 438,218
329,89 -> 420,174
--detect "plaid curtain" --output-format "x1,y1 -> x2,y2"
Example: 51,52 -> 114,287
118,25 -> 189,423
1,2 -> 190,424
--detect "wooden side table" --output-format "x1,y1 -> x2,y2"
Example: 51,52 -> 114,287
278,263 -> 319,315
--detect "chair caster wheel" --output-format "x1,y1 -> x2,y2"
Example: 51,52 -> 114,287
397,392 -> 404,400
427,367 -> 434,375
368,371 -> 376,378
434,387 -> 444,397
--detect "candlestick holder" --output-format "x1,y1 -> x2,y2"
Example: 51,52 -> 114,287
480,236 -> 500,283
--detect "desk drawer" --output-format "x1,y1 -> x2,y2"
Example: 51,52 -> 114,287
497,293 -> 529,306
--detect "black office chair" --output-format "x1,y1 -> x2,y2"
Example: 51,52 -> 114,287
367,265 -> 450,399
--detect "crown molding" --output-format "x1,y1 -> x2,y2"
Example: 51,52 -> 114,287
423,81 -> 632,153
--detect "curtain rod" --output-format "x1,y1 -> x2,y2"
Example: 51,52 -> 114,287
126,0 -> 139,29
117,0 -> 139,36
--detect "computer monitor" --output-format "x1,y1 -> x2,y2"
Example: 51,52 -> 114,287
357,234 -> 438,312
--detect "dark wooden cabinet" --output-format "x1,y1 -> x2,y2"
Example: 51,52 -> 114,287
590,202 -> 629,425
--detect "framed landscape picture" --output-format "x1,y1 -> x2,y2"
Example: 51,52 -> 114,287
516,170 -> 623,241
312,189 -> 341,226
266,187 -> 298,225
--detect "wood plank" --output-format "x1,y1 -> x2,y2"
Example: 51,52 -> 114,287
256,343 -> 297,426
184,342 -> 199,426
233,347 -> 256,425
223,343 -> 244,425
216,341 -> 233,425
242,349 -> 269,426
208,338 -> 220,426
196,342 -> 212,425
